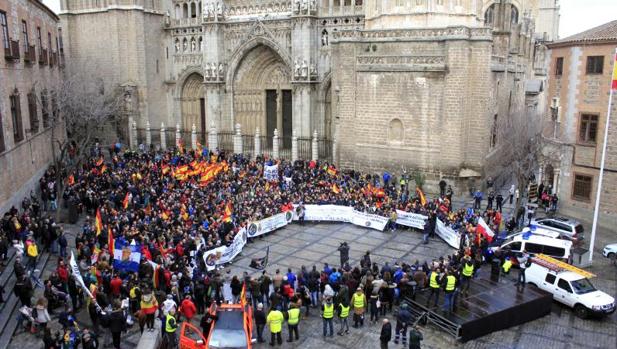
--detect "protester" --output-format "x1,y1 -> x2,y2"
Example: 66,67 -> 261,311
266,307 -> 284,346
380,318 -> 392,349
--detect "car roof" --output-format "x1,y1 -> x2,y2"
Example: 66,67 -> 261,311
530,265 -> 584,281
512,234 -> 572,247
539,217 -> 580,225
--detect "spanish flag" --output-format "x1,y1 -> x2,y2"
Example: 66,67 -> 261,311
108,227 -> 114,255
612,50 -> 617,90
67,175 -> 75,186
95,208 -> 103,236
332,183 -> 340,194
416,187 -> 427,206
123,193 -> 130,209
327,166 -> 337,176
100,165 -> 107,174
240,282 -> 247,306
161,165 -> 171,175
223,202 -> 233,223
96,157 -> 104,167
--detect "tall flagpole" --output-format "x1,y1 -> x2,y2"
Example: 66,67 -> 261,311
588,47 -> 617,263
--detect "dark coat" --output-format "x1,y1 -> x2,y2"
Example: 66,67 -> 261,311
108,309 -> 127,333
380,322 -> 392,342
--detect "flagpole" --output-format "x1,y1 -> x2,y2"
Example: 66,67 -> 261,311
588,47 -> 617,263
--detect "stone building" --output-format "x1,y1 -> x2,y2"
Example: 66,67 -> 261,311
58,0 -> 558,192
543,20 -> 617,227
0,0 -> 64,212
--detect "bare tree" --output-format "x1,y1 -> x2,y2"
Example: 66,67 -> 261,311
488,106 -> 543,207
36,68 -> 124,220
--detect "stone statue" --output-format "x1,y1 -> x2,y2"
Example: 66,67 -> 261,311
301,0 -> 308,13
216,1 -> 223,16
182,39 -> 188,52
199,38 -> 203,51
301,60 -> 308,78
205,63 -> 211,79
210,63 -> 217,79
209,3 -> 215,18
322,30 -> 328,46
294,59 -> 301,79
311,0 -> 316,11
165,11 -> 170,26
175,40 -> 180,53
218,63 -> 224,78
191,38 -> 196,51
124,91 -> 132,112
309,63 -> 317,77
294,0 -> 301,14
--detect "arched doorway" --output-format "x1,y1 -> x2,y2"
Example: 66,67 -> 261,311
233,45 -> 292,146
181,73 -> 206,140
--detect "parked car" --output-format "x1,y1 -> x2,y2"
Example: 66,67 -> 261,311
490,232 -> 572,264
603,243 -> 617,261
531,217 -> 584,243
526,255 -> 616,318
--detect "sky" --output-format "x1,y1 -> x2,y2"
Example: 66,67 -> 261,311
42,0 -> 617,40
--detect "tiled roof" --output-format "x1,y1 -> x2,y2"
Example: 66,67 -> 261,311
552,20 -> 617,46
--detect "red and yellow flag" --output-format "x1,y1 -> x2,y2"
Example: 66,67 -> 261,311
612,51 -> 617,90
100,165 -> 108,174
95,208 -> 103,236
223,202 -> 233,223
123,193 -> 130,209
108,226 -> 115,255
416,187 -> 427,206
95,157 -> 104,167
327,166 -> 337,176
332,183 -> 340,194
67,175 -> 75,186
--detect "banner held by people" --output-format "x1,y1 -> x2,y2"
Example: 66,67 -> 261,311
395,210 -> 428,229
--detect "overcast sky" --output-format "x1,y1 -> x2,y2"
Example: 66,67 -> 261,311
42,0 -> 617,39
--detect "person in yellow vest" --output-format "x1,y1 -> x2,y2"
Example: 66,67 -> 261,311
442,269 -> 458,314
426,267 -> 442,307
336,300 -> 350,336
266,307 -> 284,346
351,287 -> 366,328
25,234 -> 38,273
321,297 -> 335,337
460,257 -> 474,297
502,257 -> 513,275
164,307 -> 178,349
285,304 -> 300,342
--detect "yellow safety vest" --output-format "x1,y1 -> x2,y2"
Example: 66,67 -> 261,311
130,287 -> 140,299
445,275 -> 456,292
267,310 -> 284,333
429,272 -> 440,289
165,314 -> 177,333
287,308 -> 300,325
503,260 -> 512,273
339,304 -> 350,318
462,263 -> 474,277
352,293 -> 365,309
323,303 -> 334,319
27,243 -> 38,257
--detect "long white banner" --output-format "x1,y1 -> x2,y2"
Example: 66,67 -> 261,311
395,210 -> 428,229
349,210 -> 390,231
294,204 -> 353,222
203,228 -> 248,271
436,218 -> 461,249
247,211 -> 294,238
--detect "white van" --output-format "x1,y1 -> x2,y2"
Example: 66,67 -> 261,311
526,256 -> 616,318
493,233 -> 572,261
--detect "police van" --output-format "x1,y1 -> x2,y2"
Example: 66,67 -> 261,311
526,254 -> 616,318
492,230 -> 572,261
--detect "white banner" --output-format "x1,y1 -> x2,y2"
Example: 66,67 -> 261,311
69,251 -> 100,310
350,210 -> 389,231
203,246 -> 226,271
202,228 -> 249,271
395,210 -> 428,229
294,204 -> 354,222
436,218 -> 461,249
247,211 -> 293,238
263,164 -> 278,181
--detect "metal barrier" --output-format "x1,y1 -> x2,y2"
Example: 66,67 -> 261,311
403,296 -> 462,340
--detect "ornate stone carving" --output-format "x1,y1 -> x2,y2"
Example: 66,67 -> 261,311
204,62 -> 226,82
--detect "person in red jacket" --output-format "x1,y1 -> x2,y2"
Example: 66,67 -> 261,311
180,295 -> 197,322
110,274 -> 123,298
56,260 -> 69,290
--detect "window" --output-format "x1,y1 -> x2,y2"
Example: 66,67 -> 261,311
586,56 -> 604,74
10,91 -> 24,143
0,110 -> 5,152
37,27 -> 42,50
21,20 -> 29,53
48,31 -> 52,52
572,174 -> 592,201
578,114 -> 598,144
510,6 -> 519,24
545,273 -> 556,284
41,90 -> 49,128
543,246 -> 565,258
508,241 -> 522,251
557,279 -> 572,293
485,4 -> 495,25
555,57 -> 563,76
27,91 -> 38,133
1,11 -> 8,50
524,242 -> 544,254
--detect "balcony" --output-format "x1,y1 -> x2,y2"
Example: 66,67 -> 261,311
24,45 -> 36,63
39,48 -> 48,65
4,39 -> 20,61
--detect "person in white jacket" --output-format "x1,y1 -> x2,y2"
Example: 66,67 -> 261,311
34,298 -> 52,330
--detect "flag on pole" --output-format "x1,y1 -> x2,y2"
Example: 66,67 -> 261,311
70,252 -> 100,310
95,208 -> 103,236
332,183 -> 340,194
416,187 -> 427,206
123,193 -> 131,209
223,202 -> 233,223
108,227 -> 115,255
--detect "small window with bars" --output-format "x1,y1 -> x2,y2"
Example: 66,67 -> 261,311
572,174 -> 592,201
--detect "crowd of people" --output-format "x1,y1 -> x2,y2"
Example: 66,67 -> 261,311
0,144 -> 524,349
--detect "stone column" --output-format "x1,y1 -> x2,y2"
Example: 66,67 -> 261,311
311,129 -> 318,161
291,129 -> 298,162
209,121 -> 218,151
160,123 -> 167,150
233,123 -> 242,154
276,89 -> 283,138
145,121 -> 152,148
254,127 -> 261,160
553,169 -> 560,194
191,124 -> 197,150
130,120 -> 137,149
175,124 -> 181,148
273,128 -> 280,159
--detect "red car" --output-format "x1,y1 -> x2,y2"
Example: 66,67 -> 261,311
180,302 -> 254,349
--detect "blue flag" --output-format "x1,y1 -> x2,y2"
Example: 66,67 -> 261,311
112,239 -> 142,272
